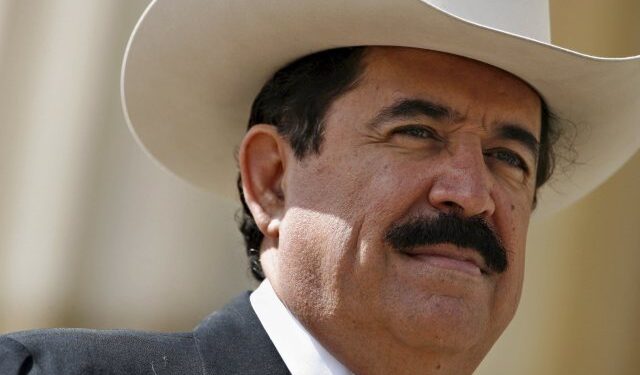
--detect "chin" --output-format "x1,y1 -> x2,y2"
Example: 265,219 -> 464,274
385,293 -> 494,353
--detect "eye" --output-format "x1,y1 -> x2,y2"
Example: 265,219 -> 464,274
391,125 -> 440,141
485,148 -> 530,174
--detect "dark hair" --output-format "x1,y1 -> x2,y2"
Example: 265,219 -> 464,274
236,46 -> 561,281
535,103 -> 560,200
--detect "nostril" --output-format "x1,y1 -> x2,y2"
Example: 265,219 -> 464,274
441,201 -> 464,214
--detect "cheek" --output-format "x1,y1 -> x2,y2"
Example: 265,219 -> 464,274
287,152 -> 408,222
493,184 -> 532,251
490,193 -> 531,319
280,156 -> 377,277
276,207 -> 360,310
280,154 -> 424,290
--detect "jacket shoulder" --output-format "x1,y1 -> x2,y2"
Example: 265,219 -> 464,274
194,292 -> 291,375
0,328 -> 203,375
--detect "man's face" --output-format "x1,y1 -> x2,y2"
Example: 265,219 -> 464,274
271,47 -> 541,356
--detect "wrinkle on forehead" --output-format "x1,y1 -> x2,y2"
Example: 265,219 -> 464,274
362,46 -> 541,110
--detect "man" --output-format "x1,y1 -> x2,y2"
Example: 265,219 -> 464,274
1,1 -> 639,374
237,46 -> 542,374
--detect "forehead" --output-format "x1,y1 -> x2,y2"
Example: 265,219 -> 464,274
355,47 -> 541,122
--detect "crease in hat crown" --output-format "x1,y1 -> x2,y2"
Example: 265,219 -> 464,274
428,0 -> 551,42
121,0 -> 640,219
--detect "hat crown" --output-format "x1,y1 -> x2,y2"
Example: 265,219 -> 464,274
427,0 -> 550,42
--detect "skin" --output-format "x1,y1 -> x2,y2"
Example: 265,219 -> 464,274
239,47 -> 542,374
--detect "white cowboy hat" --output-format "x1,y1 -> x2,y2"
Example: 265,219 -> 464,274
121,0 -> 640,217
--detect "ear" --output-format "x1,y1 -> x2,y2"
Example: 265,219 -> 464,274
238,124 -> 288,239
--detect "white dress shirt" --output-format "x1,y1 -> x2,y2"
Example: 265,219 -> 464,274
250,280 -> 353,375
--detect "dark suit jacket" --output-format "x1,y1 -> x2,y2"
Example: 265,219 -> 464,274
0,292 -> 292,375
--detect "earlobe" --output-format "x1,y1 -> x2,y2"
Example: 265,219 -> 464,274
266,218 -> 281,237
238,125 -> 288,239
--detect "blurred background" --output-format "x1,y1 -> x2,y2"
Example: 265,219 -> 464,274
0,0 -> 638,374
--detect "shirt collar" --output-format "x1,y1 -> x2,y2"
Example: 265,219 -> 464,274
250,279 -> 353,375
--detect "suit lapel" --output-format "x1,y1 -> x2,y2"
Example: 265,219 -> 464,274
193,292 -> 291,375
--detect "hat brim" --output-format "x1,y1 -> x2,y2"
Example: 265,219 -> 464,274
121,0 -> 640,218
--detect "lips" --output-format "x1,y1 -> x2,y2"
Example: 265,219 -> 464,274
400,244 -> 490,276
384,214 -> 508,274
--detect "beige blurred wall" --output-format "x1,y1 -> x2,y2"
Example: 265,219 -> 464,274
0,0 -> 254,333
0,1 -> 638,374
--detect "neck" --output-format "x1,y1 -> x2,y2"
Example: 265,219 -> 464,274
303,314 -> 486,375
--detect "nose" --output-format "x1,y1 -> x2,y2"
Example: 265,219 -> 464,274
428,140 -> 495,218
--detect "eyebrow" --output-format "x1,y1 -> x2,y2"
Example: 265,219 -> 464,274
368,98 -> 540,160
496,123 -> 540,160
367,98 -> 460,128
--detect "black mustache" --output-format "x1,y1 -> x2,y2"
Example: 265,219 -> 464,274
385,213 -> 508,274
